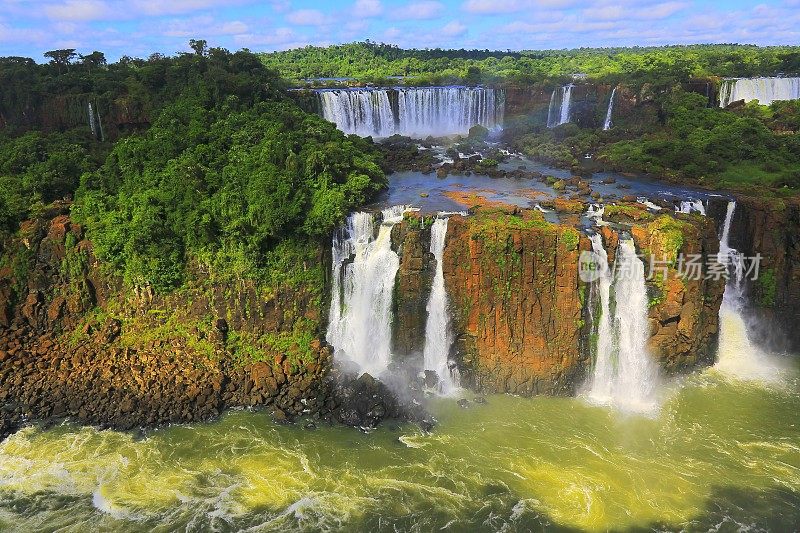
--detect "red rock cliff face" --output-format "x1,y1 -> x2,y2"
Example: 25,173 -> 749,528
438,209 -> 590,395
0,206 -> 337,437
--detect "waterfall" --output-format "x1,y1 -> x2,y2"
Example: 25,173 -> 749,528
586,235 -> 615,403
676,199 -> 706,215
719,77 -> 800,107
87,102 -> 97,138
585,239 -> 659,413
714,202 -> 784,382
602,87 -> 616,131
326,206 -> 407,376
422,217 -> 459,394
317,87 -> 504,138
546,84 -> 573,128
319,89 -> 395,137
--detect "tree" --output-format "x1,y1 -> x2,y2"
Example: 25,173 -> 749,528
80,51 -> 106,71
189,39 -> 208,57
44,49 -> 77,72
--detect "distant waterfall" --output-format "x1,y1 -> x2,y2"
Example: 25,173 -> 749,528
327,206 -> 407,376
318,89 -> 395,137
714,202 -> 784,382
602,87 -> 616,131
547,84 -> 573,128
719,77 -> 800,107
87,102 -> 97,138
585,239 -> 659,413
318,87 -> 504,138
423,217 -> 459,394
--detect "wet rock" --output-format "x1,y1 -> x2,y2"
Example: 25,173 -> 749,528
457,398 -> 470,409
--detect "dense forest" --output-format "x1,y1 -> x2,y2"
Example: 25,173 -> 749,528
260,42 -> 800,86
0,41 -> 386,294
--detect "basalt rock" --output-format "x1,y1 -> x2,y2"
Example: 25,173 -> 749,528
440,208 -> 589,395
391,214 -> 434,357
0,207 -> 407,440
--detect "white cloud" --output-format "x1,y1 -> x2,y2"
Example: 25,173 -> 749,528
392,1 -> 444,20
583,1 -> 687,21
43,0 -> 115,21
159,16 -> 248,37
441,19 -> 467,36
131,0 -> 248,16
462,0 -> 527,14
383,26 -> 402,39
353,0 -> 382,17
285,9 -> 329,26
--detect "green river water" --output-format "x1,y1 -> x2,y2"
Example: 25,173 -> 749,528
0,356 -> 798,532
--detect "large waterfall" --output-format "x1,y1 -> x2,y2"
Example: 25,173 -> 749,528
422,217 -> 459,394
585,238 -> 660,413
602,87 -> 616,131
719,77 -> 800,107
326,207 -> 407,376
547,84 -> 573,128
318,87 -> 504,138
714,202 -> 784,382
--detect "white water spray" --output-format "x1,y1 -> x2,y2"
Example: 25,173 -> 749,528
676,199 -> 706,215
422,218 -> 459,394
603,87 -> 616,131
327,207 -> 407,376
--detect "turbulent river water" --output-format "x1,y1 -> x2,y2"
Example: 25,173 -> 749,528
1,361 -> 797,532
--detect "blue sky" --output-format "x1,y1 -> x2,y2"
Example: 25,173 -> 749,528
1,0 -> 798,61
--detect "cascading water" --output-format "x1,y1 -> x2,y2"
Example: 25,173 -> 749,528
602,87 -> 617,131
585,234 -> 615,403
317,87 -> 504,138
326,206 -> 407,376
676,199 -> 706,215
719,77 -> 800,107
714,201 -> 784,382
87,102 -> 97,138
318,89 -> 395,137
585,239 -> 660,413
422,217 -> 459,394
547,84 -> 573,128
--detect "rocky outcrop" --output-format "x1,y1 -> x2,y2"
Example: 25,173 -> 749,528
391,215 -> 434,357
0,207 -> 411,439
603,209 -> 726,371
440,208 -> 589,395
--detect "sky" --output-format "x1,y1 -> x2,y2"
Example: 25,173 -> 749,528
1,0 -> 799,61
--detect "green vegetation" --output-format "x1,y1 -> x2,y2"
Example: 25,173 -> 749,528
755,268 -> 777,308
599,92 -> 800,192
0,44 -> 386,294
262,42 -> 800,86
561,227 -> 580,251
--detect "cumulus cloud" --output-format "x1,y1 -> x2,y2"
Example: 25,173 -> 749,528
582,1 -> 687,21
353,0 -> 382,17
462,0 -> 527,14
441,19 -> 466,36
43,0 -> 115,21
392,1 -> 445,20
286,9 -> 330,26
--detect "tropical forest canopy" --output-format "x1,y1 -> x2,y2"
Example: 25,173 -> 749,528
260,41 -> 800,85
0,42 -> 385,292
